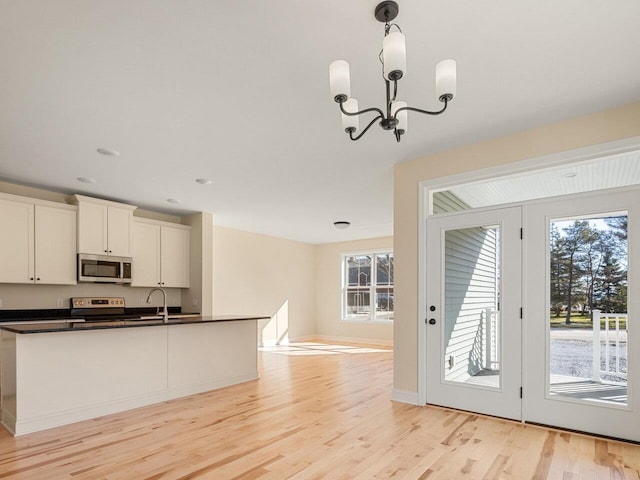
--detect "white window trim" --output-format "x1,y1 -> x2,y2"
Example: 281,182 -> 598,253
341,248 -> 394,323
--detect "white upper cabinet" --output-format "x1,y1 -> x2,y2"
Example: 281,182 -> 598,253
74,195 -> 136,257
34,205 -> 77,284
0,193 -> 77,285
159,224 -> 190,288
132,218 -> 190,288
0,196 -> 34,283
131,220 -> 161,287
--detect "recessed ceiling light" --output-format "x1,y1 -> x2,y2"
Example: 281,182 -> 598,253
195,178 -> 213,185
166,198 -> 181,204
76,177 -> 96,184
96,147 -> 120,157
333,221 -> 351,229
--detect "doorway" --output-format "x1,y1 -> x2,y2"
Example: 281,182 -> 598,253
423,186 -> 638,441
524,188 -> 637,441
425,207 -> 522,420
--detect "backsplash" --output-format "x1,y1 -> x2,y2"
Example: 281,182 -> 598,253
0,283 -> 182,310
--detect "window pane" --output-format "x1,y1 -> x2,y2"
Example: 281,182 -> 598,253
346,288 -> 370,317
375,287 -> 394,321
347,255 -> 371,287
376,254 -> 394,286
548,214 -> 628,406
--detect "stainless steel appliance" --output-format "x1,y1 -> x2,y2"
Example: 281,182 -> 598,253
71,296 -> 130,318
77,254 -> 132,284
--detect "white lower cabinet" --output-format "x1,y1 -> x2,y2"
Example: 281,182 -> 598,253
132,218 -> 190,288
0,193 -> 77,285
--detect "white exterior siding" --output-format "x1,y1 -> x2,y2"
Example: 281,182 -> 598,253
443,225 -> 498,383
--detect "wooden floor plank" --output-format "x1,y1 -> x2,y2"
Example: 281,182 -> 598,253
0,341 -> 638,479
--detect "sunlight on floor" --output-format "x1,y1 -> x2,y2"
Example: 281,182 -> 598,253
260,342 -> 391,356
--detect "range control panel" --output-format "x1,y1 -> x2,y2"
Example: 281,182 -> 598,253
71,297 -> 126,308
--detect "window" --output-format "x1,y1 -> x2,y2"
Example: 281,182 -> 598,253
342,251 -> 394,322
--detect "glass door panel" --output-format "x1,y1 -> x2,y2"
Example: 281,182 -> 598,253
426,207 -> 521,420
443,225 -> 501,389
548,214 -> 628,406
525,188 -> 639,442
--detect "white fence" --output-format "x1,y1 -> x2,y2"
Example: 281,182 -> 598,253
482,308 -> 500,371
592,309 -> 627,382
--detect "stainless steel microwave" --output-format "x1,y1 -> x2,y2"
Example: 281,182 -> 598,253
78,254 -> 132,284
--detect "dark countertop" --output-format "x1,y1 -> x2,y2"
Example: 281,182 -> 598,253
0,315 -> 269,334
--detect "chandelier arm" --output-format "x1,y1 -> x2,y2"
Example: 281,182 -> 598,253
339,100 -> 384,118
349,114 -> 384,141
393,97 -> 449,118
385,80 -> 392,118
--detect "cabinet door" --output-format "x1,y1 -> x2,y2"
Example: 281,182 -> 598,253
107,206 -> 133,257
34,206 -> 77,285
131,221 -> 161,287
77,202 -> 108,255
0,198 -> 34,283
160,226 -> 190,288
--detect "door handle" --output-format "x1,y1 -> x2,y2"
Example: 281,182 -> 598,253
428,318 -> 436,325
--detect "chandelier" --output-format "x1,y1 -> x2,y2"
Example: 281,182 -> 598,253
329,1 -> 457,142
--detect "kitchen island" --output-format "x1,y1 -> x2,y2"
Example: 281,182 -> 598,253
0,315 -> 267,436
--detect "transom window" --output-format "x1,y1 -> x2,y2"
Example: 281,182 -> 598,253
342,251 -> 394,322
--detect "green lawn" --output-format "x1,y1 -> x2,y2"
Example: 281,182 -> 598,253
549,313 -> 627,330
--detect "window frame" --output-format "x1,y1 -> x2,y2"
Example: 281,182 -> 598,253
341,248 -> 394,324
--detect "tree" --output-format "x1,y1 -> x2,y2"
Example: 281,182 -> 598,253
549,224 -> 567,317
549,216 -> 628,324
561,221 -> 590,324
580,225 -> 602,314
595,232 -> 627,312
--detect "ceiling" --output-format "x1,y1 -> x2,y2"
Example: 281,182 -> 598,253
441,150 -> 640,210
1,1 -> 639,244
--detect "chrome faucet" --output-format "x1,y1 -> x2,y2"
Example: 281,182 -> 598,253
146,288 -> 168,324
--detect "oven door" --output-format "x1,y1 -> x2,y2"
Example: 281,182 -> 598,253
78,254 -> 123,283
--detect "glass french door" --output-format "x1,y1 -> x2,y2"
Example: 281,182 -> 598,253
426,207 -> 522,420
525,187 -> 639,442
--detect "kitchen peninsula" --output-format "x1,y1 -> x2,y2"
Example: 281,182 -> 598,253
0,315 -> 267,436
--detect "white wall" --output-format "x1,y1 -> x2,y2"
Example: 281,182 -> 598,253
393,101 -> 640,395
181,212 -> 214,315
315,237 -> 393,345
212,225 -> 316,342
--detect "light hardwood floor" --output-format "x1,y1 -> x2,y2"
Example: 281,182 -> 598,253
0,341 -> 638,479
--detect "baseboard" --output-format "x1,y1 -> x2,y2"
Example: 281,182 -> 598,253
289,334 -> 393,347
391,388 -> 419,405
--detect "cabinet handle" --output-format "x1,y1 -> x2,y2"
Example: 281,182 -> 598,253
30,277 -> 34,281
104,250 -> 108,253
36,277 -> 40,281
108,250 -> 112,253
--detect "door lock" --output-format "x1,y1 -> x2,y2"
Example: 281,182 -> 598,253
428,318 -> 436,325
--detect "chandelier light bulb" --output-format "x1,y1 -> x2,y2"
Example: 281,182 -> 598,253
329,60 -> 351,102
435,59 -> 457,101
383,31 -> 406,81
